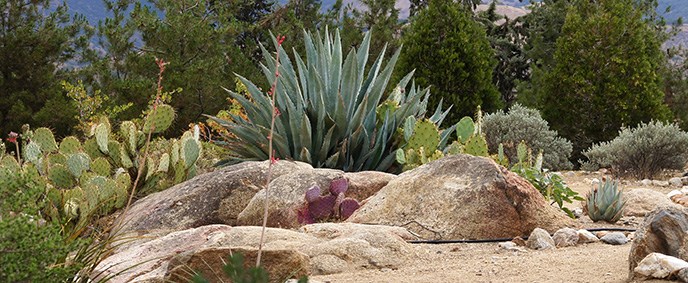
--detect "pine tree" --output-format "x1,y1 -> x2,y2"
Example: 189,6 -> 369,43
539,0 -> 671,162
0,0 -> 89,137
396,0 -> 501,125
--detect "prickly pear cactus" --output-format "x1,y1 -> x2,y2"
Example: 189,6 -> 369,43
407,119 -> 440,153
59,136 -> 82,155
143,104 -> 175,134
33,127 -> 58,153
455,117 -> 475,144
48,164 -> 76,189
464,135 -> 489,157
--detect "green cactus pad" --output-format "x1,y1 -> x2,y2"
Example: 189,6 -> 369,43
157,153 -> 170,173
95,123 -> 110,154
66,153 -> 91,178
107,141 -> 123,167
120,149 -> 133,169
143,104 -> 175,134
1,156 -> 21,173
170,139 -> 180,165
83,138 -> 105,160
48,164 -> 76,189
46,153 -> 67,167
91,157 -> 111,176
145,156 -> 155,181
63,187 -> 84,219
33,127 -> 58,153
406,119 -> 440,153
395,148 -> 406,164
59,136 -> 82,155
24,142 -> 42,164
181,138 -> 201,170
403,116 -> 416,142
446,141 -> 463,155
376,100 -> 399,123
456,116 -> 475,144
119,121 -> 138,155
464,135 -> 489,157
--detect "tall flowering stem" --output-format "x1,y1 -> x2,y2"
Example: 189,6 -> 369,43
118,58 -> 168,226
256,35 -> 285,267
7,132 -> 20,165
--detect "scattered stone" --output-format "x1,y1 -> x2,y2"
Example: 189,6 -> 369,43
526,228 -> 555,250
678,267 -> 688,282
552,228 -> 579,248
682,186 -> 688,194
633,253 -> 688,279
348,155 -> 574,240
511,236 -> 526,246
628,207 -> 688,278
599,168 -> 608,174
591,178 -> 600,186
577,229 -> 599,244
640,179 -> 652,186
565,171 -> 576,177
498,241 -> 527,252
671,177 -> 684,187
653,180 -> 670,187
623,188 -> 682,217
572,208 -> 583,219
600,232 -> 628,245
595,231 -> 608,239
683,177 -> 688,185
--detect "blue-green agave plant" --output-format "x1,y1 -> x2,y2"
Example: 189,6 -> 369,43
208,28 -> 452,172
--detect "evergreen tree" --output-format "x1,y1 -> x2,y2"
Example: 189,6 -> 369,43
396,0 -> 501,125
0,0 -> 89,137
539,0 -> 671,162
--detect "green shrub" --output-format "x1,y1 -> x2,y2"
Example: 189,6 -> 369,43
582,120 -> 688,179
482,104 -> 573,170
208,29 -> 449,172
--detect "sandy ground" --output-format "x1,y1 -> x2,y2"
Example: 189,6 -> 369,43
311,171 -> 683,283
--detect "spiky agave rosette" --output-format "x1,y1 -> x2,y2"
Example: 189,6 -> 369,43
583,178 -> 626,223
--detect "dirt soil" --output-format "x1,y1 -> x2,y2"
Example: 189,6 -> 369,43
311,171 -> 683,283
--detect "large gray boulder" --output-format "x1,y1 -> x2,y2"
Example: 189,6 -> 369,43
93,223 -> 417,282
628,206 -> 688,280
116,160 -> 312,233
348,154 -> 575,240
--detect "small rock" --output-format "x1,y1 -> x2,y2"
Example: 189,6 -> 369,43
591,178 -> 600,186
565,171 -> 576,177
682,186 -> 688,194
553,228 -> 579,248
595,231 -> 608,238
634,253 -> 688,279
526,228 -> 555,250
652,180 -> 670,187
599,168 -> 608,174
677,267 -> 688,282
600,232 -> 628,245
577,229 -> 599,244
572,208 -> 583,219
511,236 -> 526,246
498,241 -> 527,252
671,190 -> 685,198
682,177 -> 688,185
670,177 -> 684,187
641,179 -> 652,186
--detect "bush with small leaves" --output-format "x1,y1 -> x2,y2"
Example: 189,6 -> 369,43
582,120 -> 688,179
483,104 -> 573,170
